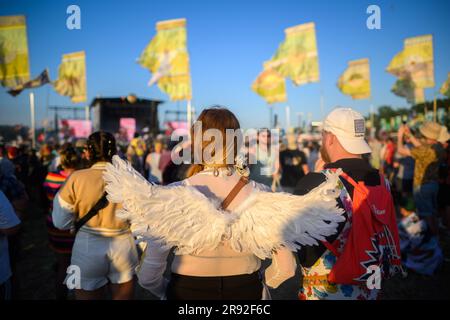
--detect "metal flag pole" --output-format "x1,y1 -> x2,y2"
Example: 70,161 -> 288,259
297,112 -> 304,130
433,91 -> 437,123
29,92 -> 36,149
187,99 -> 192,136
368,90 -> 375,138
285,105 -> 291,132
85,105 -> 90,121
369,102 -> 375,138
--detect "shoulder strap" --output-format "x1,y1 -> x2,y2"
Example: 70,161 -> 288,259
322,240 -> 341,257
337,170 -> 370,197
221,176 -> 250,210
74,192 -> 109,233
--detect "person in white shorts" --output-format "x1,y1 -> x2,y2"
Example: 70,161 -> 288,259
53,131 -> 138,300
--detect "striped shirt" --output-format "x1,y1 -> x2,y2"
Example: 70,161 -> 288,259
43,170 -> 75,254
44,171 -> 69,206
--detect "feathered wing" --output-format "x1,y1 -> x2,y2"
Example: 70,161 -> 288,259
103,155 -> 232,253
104,155 -> 344,258
228,171 -> 345,259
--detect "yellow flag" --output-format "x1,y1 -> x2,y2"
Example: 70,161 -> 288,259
413,88 -> 425,104
440,72 -> 450,98
0,15 -> 30,88
270,22 -> 319,86
138,18 -> 191,101
387,34 -> 434,88
391,76 -> 424,104
337,58 -> 371,99
252,62 -> 287,104
53,51 -> 87,103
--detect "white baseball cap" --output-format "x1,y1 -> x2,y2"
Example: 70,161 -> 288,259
322,107 -> 372,154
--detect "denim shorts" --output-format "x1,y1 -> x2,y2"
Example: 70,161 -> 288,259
413,182 -> 439,218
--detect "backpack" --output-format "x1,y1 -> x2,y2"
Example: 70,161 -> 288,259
322,170 -> 403,285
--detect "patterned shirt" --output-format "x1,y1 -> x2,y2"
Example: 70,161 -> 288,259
299,175 -> 380,300
43,171 -> 69,211
410,144 -> 444,187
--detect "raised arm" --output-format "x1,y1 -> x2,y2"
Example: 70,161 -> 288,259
397,125 -> 412,157
405,126 -> 422,147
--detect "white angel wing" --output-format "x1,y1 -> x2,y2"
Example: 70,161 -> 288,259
228,170 -> 345,259
103,155 -> 233,253
104,155 -> 344,259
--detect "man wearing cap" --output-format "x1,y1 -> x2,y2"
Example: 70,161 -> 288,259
397,122 -> 446,235
294,107 -> 401,300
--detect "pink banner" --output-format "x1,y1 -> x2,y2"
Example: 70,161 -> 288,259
59,119 -> 92,138
120,118 -> 136,141
165,121 -> 189,135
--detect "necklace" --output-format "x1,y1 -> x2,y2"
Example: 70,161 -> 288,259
200,166 -> 234,177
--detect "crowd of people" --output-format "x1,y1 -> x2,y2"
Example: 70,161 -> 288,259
0,106 -> 449,300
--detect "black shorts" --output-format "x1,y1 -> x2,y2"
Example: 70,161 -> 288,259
166,271 -> 263,300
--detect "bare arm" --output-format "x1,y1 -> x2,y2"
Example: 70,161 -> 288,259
397,126 -> 412,157
273,156 -> 281,177
405,127 -> 422,147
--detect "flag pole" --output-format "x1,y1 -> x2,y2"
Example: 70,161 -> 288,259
369,103 -> 374,138
369,94 -> 375,138
187,99 -> 192,134
433,91 -> 437,123
285,105 -> 291,132
268,104 -> 273,128
29,92 -> 36,149
297,112 -> 304,131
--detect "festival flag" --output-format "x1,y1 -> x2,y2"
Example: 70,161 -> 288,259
391,76 -> 424,104
252,62 -> 287,104
337,58 -> 371,99
0,15 -> 30,88
440,72 -> 450,98
387,34 -> 434,89
138,18 -> 191,101
269,22 -> 319,86
413,88 -> 425,104
8,69 -> 51,96
53,51 -> 87,103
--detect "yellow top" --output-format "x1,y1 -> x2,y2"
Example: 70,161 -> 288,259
58,162 -> 129,236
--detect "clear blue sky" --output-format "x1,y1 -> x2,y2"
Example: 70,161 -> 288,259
0,0 -> 449,129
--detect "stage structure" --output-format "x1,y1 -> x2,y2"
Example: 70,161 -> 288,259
90,95 -> 163,136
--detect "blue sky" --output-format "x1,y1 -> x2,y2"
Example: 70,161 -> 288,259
0,0 -> 449,129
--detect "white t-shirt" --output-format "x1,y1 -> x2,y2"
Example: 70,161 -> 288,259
0,190 -> 20,285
